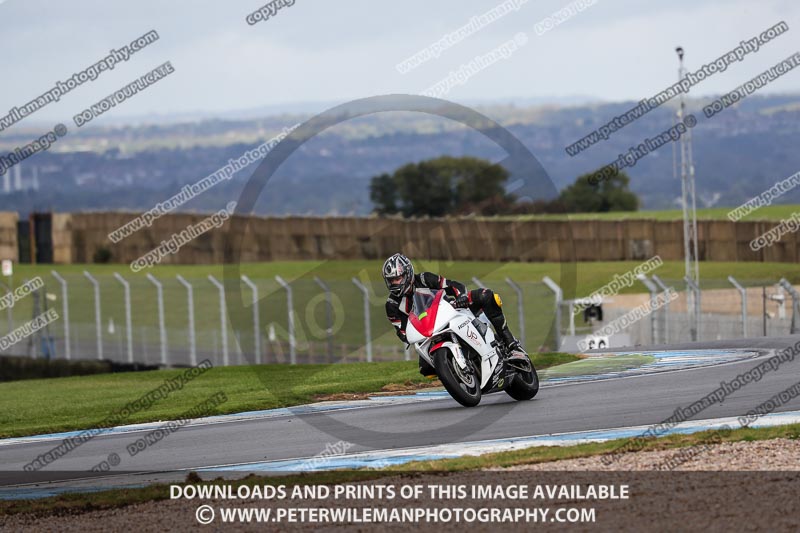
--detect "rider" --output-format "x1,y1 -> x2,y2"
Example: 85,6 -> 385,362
382,253 -> 530,376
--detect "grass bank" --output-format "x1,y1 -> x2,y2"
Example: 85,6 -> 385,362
0,352 -> 578,438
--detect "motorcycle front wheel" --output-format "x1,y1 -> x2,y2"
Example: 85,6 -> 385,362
433,348 -> 481,407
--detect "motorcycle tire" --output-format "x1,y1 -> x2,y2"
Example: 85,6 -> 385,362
505,365 -> 539,401
433,348 -> 481,407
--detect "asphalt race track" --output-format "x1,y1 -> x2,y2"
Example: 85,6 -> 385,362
3,336 -> 800,496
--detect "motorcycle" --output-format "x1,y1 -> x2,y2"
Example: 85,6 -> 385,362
405,289 -> 539,407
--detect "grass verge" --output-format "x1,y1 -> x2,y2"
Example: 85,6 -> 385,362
541,354 -> 654,379
4,422 -> 800,518
0,353 -> 578,438
495,204 -> 800,222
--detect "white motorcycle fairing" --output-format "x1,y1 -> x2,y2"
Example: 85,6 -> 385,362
406,290 -> 500,390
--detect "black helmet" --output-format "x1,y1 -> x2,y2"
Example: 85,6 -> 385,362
382,253 -> 414,297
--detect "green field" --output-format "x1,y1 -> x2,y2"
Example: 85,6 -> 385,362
4,260 -> 795,362
493,204 -> 800,221
0,354 -> 578,438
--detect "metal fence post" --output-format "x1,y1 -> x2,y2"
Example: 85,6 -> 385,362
176,275 -> 197,367
542,276 -> 562,351
637,274 -> 659,344
146,273 -> 168,366
50,271 -> 70,360
241,275 -> 261,365
113,273 -> 134,363
684,276 -> 701,341
83,271 -> 103,360
351,277 -> 373,362
651,274 -> 673,344
779,278 -> 800,334
208,275 -> 229,366
275,276 -> 296,364
776,284 -> 787,319
314,276 -> 334,363
0,281 -> 11,335
568,300 -> 576,336
728,276 -> 748,337
505,277 -> 525,347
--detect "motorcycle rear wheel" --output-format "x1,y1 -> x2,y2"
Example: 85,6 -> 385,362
433,348 -> 481,407
505,365 -> 539,401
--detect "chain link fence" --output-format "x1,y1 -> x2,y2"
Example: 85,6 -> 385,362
8,269 -> 796,363
2,271 -> 557,366
571,276 -> 800,349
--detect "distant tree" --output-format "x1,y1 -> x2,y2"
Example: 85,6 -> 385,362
558,170 -> 639,213
370,156 -> 512,217
369,173 -> 398,215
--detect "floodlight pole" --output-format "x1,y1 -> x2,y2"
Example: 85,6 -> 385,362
676,46 -> 700,334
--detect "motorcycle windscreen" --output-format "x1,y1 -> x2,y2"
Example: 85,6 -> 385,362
408,290 -> 443,338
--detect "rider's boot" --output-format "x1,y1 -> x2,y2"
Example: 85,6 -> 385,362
498,327 -> 531,369
419,356 -> 437,379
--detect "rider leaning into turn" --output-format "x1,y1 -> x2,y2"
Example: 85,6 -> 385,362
382,253 -> 530,376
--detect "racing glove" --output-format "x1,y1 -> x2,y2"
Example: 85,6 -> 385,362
451,294 -> 471,309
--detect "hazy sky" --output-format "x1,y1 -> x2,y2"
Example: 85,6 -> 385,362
1,0 -> 799,124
